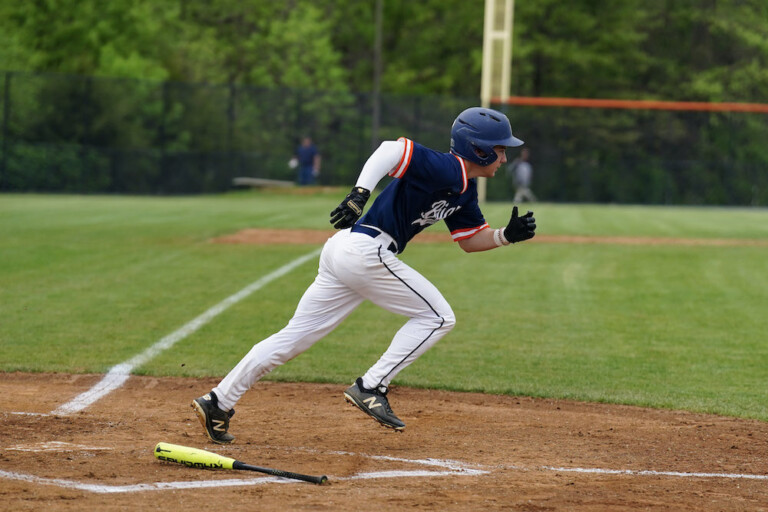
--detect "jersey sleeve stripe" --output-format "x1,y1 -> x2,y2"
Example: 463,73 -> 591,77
450,223 -> 490,241
389,137 -> 413,179
452,154 -> 468,193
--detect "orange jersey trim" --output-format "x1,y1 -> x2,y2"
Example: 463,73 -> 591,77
389,137 -> 414,179
452,154 -> 468,194
451,223 -> 489,242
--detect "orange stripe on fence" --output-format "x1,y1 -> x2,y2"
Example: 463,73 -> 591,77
493,96 -> 768,113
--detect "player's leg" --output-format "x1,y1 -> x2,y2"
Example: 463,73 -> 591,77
356,248 -> 456,391
212,272 -> 363,410
213,233 -> 364,411
194,271 -> 363,443
194,233 -> 365,443
341,245 -> 455,430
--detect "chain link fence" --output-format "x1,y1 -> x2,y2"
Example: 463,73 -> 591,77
1,71 -> 766,205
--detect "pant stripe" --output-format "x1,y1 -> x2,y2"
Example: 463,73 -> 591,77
375,246 -> 445,389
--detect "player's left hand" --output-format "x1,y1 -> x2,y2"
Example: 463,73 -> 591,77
503,206 -> 536,243
330,187 -> 371,229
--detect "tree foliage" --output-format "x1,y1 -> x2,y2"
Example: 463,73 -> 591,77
2,0 -> 767,102
1,0 -> 767,203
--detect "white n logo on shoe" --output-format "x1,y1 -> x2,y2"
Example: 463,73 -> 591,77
363,397 -> 382,409
213,419 -> 227,432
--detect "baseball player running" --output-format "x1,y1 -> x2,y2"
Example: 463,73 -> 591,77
192,107 -> 536,443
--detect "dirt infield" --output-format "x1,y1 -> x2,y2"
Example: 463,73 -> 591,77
2,372 -> 767,511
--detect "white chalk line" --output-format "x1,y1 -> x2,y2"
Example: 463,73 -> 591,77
541,465 -> 768,480
0,469 -> 474,494
48,249 -> 321,416
0,469 -> 291,493
320,449 -> 486,473
6,441 -> 113,452
0,451 -> 487,494
4,454 -> 767,494
267,446 -> 768,482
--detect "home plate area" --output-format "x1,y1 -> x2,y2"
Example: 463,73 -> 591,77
1,446 -> 488,493
1,373 -> 767,511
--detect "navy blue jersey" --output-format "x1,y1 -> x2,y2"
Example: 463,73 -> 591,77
357,138 -> 488,253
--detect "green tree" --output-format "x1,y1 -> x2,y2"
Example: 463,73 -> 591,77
2,0 -> 768,202
511,0 -> 651,98
641,0 -> 768,102
0,1 -> 174,80
171,1 -> 348,90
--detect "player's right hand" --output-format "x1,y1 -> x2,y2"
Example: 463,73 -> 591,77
330,187 -> 371,229
503,206 -> 536,243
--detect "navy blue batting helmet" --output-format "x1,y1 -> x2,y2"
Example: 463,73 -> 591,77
450,107 -> 523,166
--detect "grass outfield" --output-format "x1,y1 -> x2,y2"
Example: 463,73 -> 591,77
2,191 -> 768,421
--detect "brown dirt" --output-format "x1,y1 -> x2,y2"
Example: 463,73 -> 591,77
2,372 -> 767,511
211,228 -> 768,247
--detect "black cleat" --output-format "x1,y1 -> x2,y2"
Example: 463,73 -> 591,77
191,391 -> 235,444
344,378 -> 405,431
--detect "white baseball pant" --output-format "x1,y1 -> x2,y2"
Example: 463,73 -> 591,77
213,228 -> 456,411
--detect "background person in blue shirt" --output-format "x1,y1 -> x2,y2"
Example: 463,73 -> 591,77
293,136 -> 321,186
192,107 -> 536,443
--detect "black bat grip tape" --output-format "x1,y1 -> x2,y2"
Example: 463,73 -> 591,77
234,461 -> 328,485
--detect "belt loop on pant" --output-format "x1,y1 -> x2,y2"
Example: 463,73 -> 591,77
351,224 -> 398,254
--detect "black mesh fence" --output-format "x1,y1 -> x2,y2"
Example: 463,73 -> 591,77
489,105 -> 768,206
1,70 -> 766,205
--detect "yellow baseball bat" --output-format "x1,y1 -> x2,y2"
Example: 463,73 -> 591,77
154,442 -> 328,485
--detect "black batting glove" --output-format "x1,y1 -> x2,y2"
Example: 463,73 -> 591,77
503,206 -> 536,243
330,186 -> 371,229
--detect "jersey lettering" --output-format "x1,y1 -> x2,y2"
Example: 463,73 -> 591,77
359,141 -> 484,252
411,200 -> 462,227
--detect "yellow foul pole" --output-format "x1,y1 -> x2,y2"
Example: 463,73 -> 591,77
479,0 -> 515,202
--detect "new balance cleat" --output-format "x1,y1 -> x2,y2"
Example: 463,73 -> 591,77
344,378 -> 405,431
191,391 -> 235,444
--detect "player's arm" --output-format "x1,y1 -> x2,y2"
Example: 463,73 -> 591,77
355,139 -> 406,190
330,140 -> 406,229
458,206 -> 536,253
457,228 -> 497,252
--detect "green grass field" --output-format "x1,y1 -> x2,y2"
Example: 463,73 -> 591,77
2,191 -> 768,421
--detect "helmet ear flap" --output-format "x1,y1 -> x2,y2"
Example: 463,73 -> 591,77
472,146 -> 489,160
